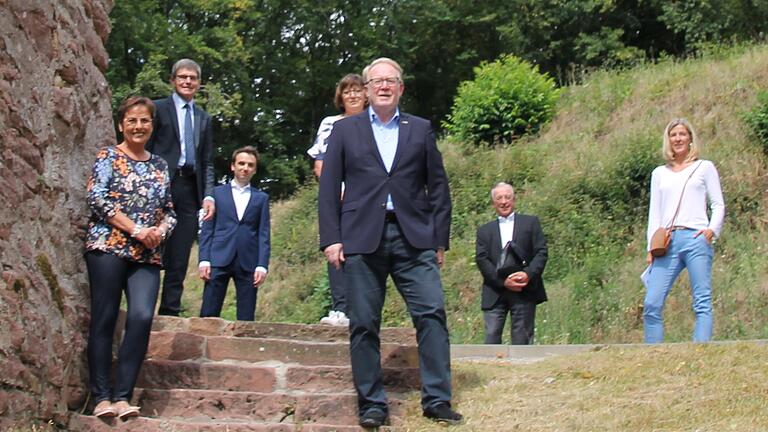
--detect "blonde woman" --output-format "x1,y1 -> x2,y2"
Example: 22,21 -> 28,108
644,118 -> 725,343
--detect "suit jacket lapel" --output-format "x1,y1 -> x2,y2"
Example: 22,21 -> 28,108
390,113 -> 409,172
492,220 -> 502,262
220,186 -> 237,221
193,105 -> 203,152
167,96 -> 181,145
356,113 -> 388,172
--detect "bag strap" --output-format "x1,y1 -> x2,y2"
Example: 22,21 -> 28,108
666,160 -> 703,229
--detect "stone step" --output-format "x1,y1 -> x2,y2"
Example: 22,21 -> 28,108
69,413 -> 401,431
132,388 -> 407,426
137,359 -> 421,393
149,315 -> 416,345
146,331 -> 419,368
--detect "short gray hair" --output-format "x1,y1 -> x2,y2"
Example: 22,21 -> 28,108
362,57 -> 403,82
490,182 -> 514,200
171,59 -> 202,80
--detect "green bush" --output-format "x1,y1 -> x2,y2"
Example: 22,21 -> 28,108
745,90 -> 768,154
444,55 -> 560,145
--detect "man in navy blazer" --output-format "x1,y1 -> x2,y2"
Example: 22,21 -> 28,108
198,146 -> 270,321
476,182 -> 548,344
147,58 -> 216,316
318,58 -> 461,427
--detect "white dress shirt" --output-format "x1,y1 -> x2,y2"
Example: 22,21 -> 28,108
498,212 -> 515,249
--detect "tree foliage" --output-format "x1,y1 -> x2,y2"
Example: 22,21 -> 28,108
105,0 -> 768,197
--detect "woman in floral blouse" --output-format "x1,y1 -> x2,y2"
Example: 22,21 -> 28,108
85,96 -> 176,419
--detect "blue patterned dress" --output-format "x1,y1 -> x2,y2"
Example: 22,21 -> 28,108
85,146 -> 176,265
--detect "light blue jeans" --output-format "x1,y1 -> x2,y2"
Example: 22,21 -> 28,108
643,228 -> 714,343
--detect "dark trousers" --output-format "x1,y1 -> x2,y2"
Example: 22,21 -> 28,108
327,261 -> 347,313
483,297 -> 536,345
85,251 -> 160,403
344,220 -> 452,415
199,257 -> 258,321
159,174 -> 198,316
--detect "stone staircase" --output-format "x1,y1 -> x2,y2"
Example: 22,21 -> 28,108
69,316 -> 420,431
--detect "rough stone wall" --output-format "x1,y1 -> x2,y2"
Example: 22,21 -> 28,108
0,0 -> 114,427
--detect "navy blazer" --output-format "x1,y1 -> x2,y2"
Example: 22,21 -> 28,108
198,184 -> 270,272
475,214 -> 548,307
146,95 -> 215,203
318,111 -> 452,254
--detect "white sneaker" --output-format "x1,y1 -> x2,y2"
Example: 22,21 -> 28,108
319,310 -> 349,326
335,311 -> 349,327
319,311 -> 339,325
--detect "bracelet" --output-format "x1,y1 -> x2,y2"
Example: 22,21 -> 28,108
131,224 -> 143,238
159,227 -> 167,239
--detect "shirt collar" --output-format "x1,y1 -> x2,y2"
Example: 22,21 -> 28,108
230,180 -> 251,192
368,106 -> 400,126
498,212 -> 515,223
172,92 -> 194,109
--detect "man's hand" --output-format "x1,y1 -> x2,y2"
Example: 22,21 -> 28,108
504,271 -> 529,292
436,248 -> 445,268
253,270 -> 267,287
324,243 -> 345,270
199,264 -> 211,281
202,200 -> 216,221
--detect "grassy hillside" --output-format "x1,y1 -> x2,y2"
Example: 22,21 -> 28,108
255,44 -> 768,344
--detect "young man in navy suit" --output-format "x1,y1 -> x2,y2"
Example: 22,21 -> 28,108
318,57 -> 462,427
475,182 -> 548,344
198,146 -> 270,321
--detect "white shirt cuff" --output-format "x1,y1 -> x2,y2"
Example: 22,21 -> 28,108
255,266 -> 267,274
199,261 -> 211,268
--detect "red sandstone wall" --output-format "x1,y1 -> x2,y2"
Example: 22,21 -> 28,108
0,0 -> 114,427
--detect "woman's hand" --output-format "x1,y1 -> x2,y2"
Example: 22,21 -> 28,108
694,228 -> 714,243
135,227 -> 162,249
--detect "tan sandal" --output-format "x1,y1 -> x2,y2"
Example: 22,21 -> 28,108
113,400 -> 140,419
93,400 -> 116,418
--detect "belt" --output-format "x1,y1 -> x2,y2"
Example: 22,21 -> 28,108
176,165 -> 196,178
384,212 -> 398,223
670,226 -> 690,231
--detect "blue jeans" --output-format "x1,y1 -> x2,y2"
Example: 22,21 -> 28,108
643,229 -> 713,343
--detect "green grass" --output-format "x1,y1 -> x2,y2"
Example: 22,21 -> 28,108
400,342 -> 768,431
188,43 -> 768,344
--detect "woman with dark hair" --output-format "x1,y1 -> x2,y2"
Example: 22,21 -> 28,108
307,74 -> 367,326
85,96 -> 176,418
644,118 -> 724,343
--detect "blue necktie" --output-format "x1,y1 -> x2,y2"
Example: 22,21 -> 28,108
183,103 -> 195,167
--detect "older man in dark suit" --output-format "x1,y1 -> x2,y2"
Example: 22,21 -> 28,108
476,182 -> 548,345
318,57 -> 462,428
146,58 -> 216,316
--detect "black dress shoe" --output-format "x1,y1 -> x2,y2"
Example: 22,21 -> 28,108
359,408 -> 388,428
423,403 -> 463,424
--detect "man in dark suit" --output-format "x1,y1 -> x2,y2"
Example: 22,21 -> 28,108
475,182 -> 548,345
318,57 -> 462,428
198,146 -> 270,321
146,58 -> 216,316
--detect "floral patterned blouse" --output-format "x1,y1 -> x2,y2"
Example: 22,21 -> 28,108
85,146 -> 177,265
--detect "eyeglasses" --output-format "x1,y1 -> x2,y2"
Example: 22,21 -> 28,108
342,88 -> 364,96
366,77 -> 401,88
175,74 -> 199,82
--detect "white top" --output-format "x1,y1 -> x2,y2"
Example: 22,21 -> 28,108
497,213 -> 515,248
646,160 -> 725,250
306,114 -> 344,160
